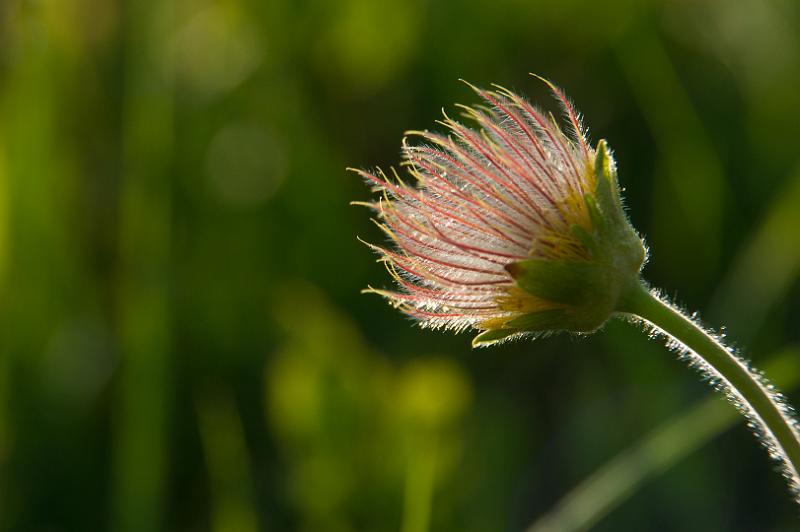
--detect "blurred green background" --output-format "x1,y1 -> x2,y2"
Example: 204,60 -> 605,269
1,0 -> 799,530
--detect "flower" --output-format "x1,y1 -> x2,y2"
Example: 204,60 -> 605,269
354,77 -> 646,346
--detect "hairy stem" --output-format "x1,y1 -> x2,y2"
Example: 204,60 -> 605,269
617,280 -> 800,499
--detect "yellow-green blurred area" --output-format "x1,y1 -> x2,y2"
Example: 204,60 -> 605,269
0,0 -> 799,530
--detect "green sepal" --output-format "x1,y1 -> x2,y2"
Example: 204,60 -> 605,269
587,139 -> 646,274
583,193 -> 606,234
594,139 -> 617,194
570,224 -> 598,256
594,140 -> 613,182
472,328 -> 520,348
506,259 -> 606,305
592,139 -> 628,234
505,309 -> 568,330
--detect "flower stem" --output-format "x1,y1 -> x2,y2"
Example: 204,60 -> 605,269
617,280 -> 800,497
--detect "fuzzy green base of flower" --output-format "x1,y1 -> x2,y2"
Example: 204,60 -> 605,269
473,141 -> 645,347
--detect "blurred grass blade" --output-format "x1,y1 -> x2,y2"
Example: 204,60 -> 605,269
111,0 -> 175,531
0,353 -> 7,521
526,347 -> 800,532
196,388 -> 258,532
0,4 -> 82,528
401,438 -> 436,532
0,126 -> 7,520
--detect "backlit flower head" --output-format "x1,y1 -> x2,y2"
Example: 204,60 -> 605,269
354,77 -> 646,346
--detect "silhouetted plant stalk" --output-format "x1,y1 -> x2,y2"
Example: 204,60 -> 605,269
354,75 -> 800,503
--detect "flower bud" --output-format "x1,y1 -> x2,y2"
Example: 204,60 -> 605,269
355,79 -> 646,347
